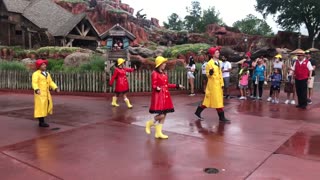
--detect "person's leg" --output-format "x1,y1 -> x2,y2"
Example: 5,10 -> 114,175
111,93 -> 120,107
258,81 -> 264,99
38,117 -> 49,127
300,79 -> 308,108
295,80 -> 303,107
190,78 -> 195,94
195,105 -> 206,119
216,108 -> 231,124
123,93 -> 133,108
253,82 -> 257,98
154,114 -> 168,139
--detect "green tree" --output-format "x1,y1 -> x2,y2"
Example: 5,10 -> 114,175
198,7 -> 224,32
184,1 -> 202,32
256,0 -> 320,42
233,14 -> 273,36
163,13 -> 184,31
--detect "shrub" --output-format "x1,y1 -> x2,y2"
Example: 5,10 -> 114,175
0,61 -> 27,71
47,59 -> 64,72
79,55 -> 105,72
163,43 -> 210,58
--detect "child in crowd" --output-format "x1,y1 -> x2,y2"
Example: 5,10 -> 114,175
239,63 -> 249,100
284,69 -> 296,104
269,68 -> 282,103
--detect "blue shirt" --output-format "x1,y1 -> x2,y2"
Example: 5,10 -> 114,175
253,65 -> 266,81
271,74 -> 282,86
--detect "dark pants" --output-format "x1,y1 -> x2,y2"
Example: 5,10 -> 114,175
295,79 -> 308,107
253,81 -> 264,97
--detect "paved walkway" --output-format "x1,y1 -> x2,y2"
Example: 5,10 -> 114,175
0,91 -> 320,180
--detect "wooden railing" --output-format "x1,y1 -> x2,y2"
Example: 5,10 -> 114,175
0,70 -> 204,93
0,60 -> 296,93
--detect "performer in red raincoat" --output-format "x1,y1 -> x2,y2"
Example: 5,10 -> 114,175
145,56 -> 184,139
109,58 -> 134,108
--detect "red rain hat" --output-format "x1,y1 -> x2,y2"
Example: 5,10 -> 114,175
35,59 -> 48,69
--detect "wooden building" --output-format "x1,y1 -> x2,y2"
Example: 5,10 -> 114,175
0,0 -> 101,49
100,24 -> 136,50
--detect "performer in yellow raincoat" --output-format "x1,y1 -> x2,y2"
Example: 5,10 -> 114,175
194,47 -> 231,123
32,59 -> 59,127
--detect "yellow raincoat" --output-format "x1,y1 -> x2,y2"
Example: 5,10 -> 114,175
32,70 -> 57,118
202,59 -> 224,108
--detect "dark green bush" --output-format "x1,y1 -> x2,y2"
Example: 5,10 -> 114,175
0,61 -> 27,71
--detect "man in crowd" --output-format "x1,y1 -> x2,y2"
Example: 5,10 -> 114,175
305,50 -> 316,104
292,49 -> 314,109
221,56 -> 232,99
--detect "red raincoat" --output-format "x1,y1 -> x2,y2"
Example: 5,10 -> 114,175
149,70 -> 178,114
109,67 -> 134,93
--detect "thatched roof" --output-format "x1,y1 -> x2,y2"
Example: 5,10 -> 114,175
22,0 -> 85,36
2,0 -> 30,13
3,0 -> 97,37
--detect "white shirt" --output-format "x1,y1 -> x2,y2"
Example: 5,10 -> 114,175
186,64 -> 196,72
201,62 -> 207,74
292,59 -> 313,71
221,61 -> 232,78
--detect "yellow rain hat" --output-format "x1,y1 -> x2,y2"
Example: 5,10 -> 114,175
117,58 -> 125,66
275,54 -> 282,59
155,56 -> 168,68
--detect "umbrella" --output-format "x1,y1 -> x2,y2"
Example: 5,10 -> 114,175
306,48 -> 320,52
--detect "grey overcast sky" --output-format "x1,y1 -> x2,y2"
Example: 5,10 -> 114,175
122,0 -> 278,31
121,0 -> 308,35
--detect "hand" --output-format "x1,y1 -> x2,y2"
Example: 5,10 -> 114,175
156,86 -> 161,91
209,69 -> 214,75
179,85 -> 185,89
264,81 -> 268,85
35,89 -> 40,95
55,88 -> 60,93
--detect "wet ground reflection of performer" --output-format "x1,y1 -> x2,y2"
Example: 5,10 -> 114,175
145,56 -> 184,139
194,47 -> 231,124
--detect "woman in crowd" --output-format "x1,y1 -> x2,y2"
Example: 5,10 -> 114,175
185,56 -> 196,96
252,58 -> 267,100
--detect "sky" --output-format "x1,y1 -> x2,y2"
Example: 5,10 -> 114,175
121,0 -> 308,35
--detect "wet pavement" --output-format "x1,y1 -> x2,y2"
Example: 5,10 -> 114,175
0,90 -> 320,180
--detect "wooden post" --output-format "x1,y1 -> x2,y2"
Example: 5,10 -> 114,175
28,31 -> 32,49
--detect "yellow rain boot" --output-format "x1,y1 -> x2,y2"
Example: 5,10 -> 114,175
154,124 -> 168,139
145,120 -> 154,135
124,98 -> 133,109
111,96 -> 119,107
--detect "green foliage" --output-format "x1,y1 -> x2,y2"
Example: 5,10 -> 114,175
79,55 -> 105,72
184,1 -> 202,32
256,0 -> 320,41
163,43 -> 210,58
0,61 -> 27,71
233,14 -> 273,36
163,1 -> 224,33
36,46 -> 80,55
47,59 -> 64,72
164,13 -> 184,31
198,7 -> 223,32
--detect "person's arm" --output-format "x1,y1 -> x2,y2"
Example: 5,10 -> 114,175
307,61 -> 313,79
32,72 -> 40,94
109,69 -> 118,86
48,74 -> 58,91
